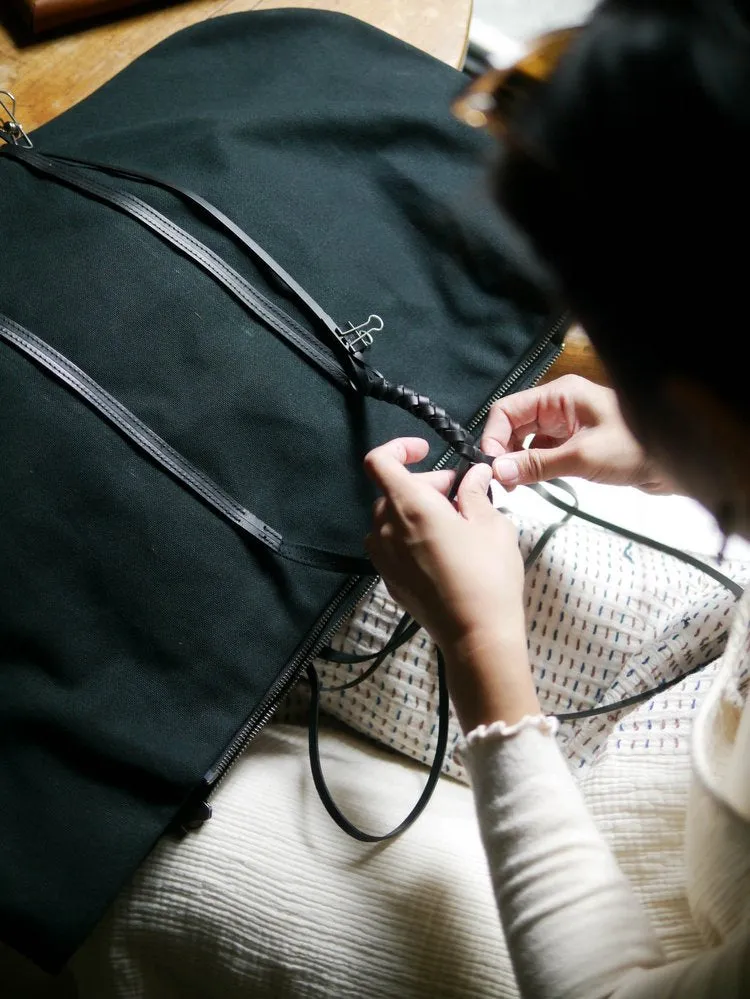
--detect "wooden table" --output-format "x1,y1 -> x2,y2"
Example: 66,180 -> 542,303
0,0 -> 472,133
0,0 -> 605,385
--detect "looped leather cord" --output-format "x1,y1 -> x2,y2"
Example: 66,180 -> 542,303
528,481 -> 744,722
521,477 -> 578,569
310,474 -> 742,840
306,458 -> 475,839
306,647 -> 450,842
531,483 -> 744,599
314,475 -> 576,674
320,614 -> 421,672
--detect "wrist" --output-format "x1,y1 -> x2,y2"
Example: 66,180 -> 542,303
442,631 -> 540,734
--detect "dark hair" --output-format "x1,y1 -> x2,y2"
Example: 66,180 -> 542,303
496,0 -> 750,418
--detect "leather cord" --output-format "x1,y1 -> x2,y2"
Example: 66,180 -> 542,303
531,482 -> 743,598
310,474 -> 742,840
305,646 -> 449,842
11,148 -> 355,381
1,146 -> 351,389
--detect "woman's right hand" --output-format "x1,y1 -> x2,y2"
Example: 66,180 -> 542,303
481,374 -> 679,493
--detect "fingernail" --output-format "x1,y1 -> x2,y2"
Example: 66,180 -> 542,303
494,457 -> 519,486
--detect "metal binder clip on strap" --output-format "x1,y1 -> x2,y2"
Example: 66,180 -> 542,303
336,314 -> 383,352
0,92 -> 33,148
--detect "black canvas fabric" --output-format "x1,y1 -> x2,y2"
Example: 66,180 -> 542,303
0,9 -> 561,971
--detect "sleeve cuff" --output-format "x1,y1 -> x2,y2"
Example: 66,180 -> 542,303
465,713 -> 559,745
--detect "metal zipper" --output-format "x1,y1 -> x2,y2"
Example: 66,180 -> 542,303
183,311 -> 569,827
176,573 -> 378,828
433,311 -> 568,472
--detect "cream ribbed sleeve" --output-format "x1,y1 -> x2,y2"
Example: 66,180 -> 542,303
464,724 -> 749,999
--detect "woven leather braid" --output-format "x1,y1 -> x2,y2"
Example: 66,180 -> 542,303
351,357 -> 494,465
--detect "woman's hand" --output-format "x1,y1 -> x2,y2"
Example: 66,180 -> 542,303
364,437 -> 540,733
481,374 -> 679,493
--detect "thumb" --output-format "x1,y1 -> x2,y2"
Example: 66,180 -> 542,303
493,441 -> 579,487
456,462 -> 494,519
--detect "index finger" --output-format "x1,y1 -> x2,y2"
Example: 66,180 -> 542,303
363,438 -> 430,496
480,387 -> 557,457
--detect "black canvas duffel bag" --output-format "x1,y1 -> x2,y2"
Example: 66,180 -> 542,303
0,9 -> 564,970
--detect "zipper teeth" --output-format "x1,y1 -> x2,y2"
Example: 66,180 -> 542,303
203,311 -> 568,793
433,312 -> 568,472
522,346 -> 564,392
204,574 -> 377,787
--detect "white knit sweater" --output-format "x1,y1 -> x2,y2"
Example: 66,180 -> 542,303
464,583 -> 750,997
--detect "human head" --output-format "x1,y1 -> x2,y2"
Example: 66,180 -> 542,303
491,0 -> 750,537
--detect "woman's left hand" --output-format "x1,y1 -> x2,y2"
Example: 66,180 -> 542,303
364,437 -> 540,731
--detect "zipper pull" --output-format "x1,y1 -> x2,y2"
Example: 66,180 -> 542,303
171,786 -> 213,836
0,92 -> 33,148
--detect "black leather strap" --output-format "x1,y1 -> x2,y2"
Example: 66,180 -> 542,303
530,482 -> 743,599
24,149 -> 356,381
319,613 -> 421,670
305,646 -> 449,842
520,477 -> 579,569
306,464 -> 470,841
0,313 -> 374,577
527,481 -> 743,721
1,145 -> 496,464
1,146 -> 350,389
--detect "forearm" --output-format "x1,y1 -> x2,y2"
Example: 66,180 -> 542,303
464,724 -> 666,999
